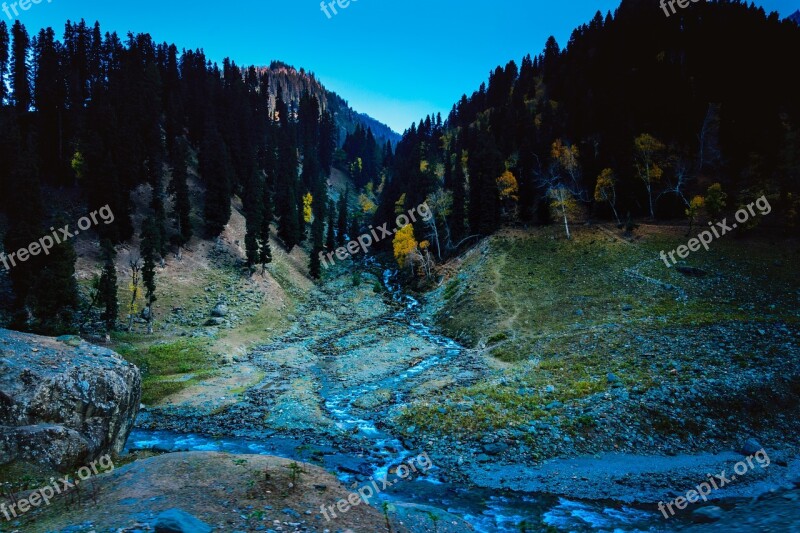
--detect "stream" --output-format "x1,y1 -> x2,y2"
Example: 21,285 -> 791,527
125,269 -> 663,532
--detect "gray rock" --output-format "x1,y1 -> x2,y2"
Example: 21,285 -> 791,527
204,317 -> 225,327
482,442 -> 509,455
0,328 -> 141,472
153,508 -> 212,533
691,506 -> 725,523
675,265 -> 707,277
210,304 -> 228,318
740,438 -> 763,455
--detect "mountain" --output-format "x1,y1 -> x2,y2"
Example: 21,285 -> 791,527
257,61 -> 400,147
788,9 -> 800,24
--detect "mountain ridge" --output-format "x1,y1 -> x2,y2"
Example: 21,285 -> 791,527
257,61 -> 400,146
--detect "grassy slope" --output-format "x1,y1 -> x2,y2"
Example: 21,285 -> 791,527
72,186 -> 312,405
404,224 -> 799,442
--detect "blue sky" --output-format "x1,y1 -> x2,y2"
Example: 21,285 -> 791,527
8,0 -> 797,133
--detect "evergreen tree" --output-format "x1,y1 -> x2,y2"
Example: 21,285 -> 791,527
337,187 -> 349,246
30,231 -> 79,335
274,87 -> 301,249
168,137 -> 193,246
98,239 -> 119,331
200,119 -> 233,237
244,168 -> 264,268
0,21 -> 9,105
326,199 -> 336,252
140,218 -> 159,333
10,21 -> 30,114
259,177 -> 273,270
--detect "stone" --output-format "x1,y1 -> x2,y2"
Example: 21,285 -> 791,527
675,265 -> 707,277
482,442 -> 509,455
740,438 -> 763,455
690,506 -> 724,523
153,508 -> 212,533
211,304 -> 228,318
0,328 -> 141,472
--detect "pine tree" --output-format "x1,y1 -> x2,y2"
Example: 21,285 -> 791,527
10,21 -> 30,115
326,199 -> 336,252
200,120 -> 233,237
168,137 -> 193,246
0,21 -> 9,106
274,87 -> 301,249
30,232 -> 79,335
337,187 -> 349,246
140,218 -> 159,333
98,239 -> 119,331
259,168 -> 274,270
244,168 -> 264,268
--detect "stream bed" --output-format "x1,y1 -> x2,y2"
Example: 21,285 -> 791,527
126,269 -> 665,532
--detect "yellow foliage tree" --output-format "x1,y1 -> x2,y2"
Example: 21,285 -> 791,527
548,185 -> 579,239
594,168 -> 620,224
303,192 -> 313,224
393,224 -> 418,269
686,195 -> 705,235
634,133 -> 666,218
551,139 -> 581,185
359,193 -> 376,214
394,193 -> 407,215
496,170 -> 520,222
704,183 -> 727,218
71,151 -> 86,182
497,171 -> 519,202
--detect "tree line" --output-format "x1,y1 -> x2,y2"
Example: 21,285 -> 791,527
368,0 -> 799,277
0,19 -> 344,334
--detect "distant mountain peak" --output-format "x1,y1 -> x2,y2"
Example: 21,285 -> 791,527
256,62 -> 400,146
788,9 -> 800,24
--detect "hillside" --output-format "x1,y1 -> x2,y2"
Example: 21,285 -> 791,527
1,2 -> 799,532
257,61 -> 400,147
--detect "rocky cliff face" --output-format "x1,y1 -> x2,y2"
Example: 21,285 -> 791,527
0,329 -> 141,472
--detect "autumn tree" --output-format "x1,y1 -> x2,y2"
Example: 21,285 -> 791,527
548,186 -> 579,239
496,170 -> 519,222
686,195 -> 705,236
594,168 -> 620,224
634,134 -> 666,219
704,183 -> 727,219
393,224 -> 418,271
550,140 -> 583,193
545,140 -> 584,239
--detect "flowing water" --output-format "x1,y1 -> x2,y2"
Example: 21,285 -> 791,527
126,269 -> 663,532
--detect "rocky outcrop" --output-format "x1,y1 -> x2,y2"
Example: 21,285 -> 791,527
0,329 -> 141,472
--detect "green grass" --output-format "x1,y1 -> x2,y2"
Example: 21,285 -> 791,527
113,335 -> 217,404
401,225 -> 800,438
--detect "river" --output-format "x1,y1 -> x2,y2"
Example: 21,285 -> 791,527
125,269 -> 662,532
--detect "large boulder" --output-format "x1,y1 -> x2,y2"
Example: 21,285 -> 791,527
0,328 -> 141,471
